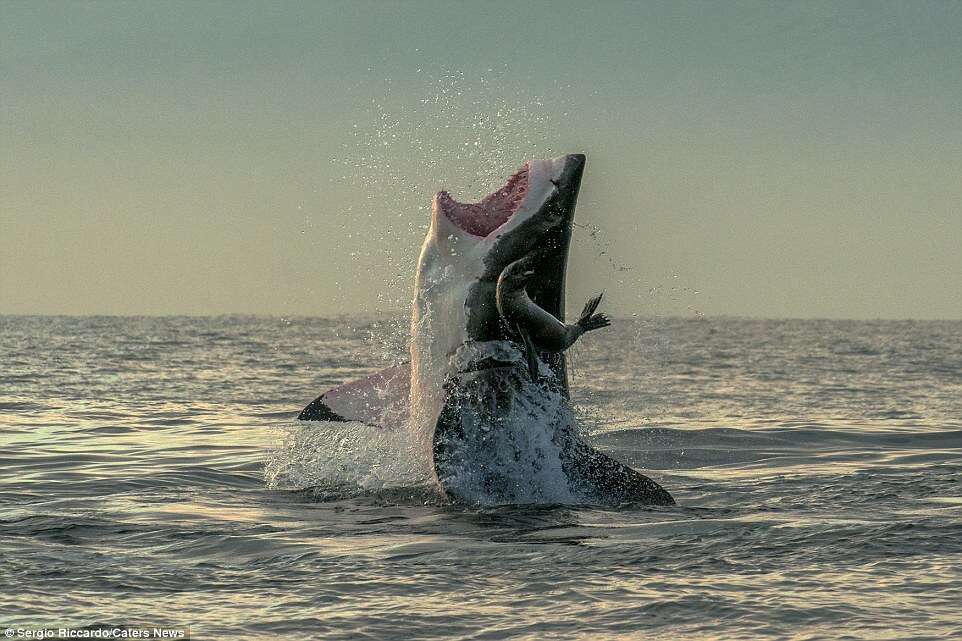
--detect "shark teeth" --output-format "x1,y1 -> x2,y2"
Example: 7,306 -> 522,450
436,162 -> 530,237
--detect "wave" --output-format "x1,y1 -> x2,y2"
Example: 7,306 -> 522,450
262,418 -> 962,504
594,425 -> 962,471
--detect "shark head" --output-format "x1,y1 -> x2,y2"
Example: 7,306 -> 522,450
428,154 -> 585,281
411,154 -> 586,406
420,153 -> 585,334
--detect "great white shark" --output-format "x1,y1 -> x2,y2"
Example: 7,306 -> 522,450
300,154 -> 674,506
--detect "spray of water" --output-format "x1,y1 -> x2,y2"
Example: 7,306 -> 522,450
264,420 -> 431,493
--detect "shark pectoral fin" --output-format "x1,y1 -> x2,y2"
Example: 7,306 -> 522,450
298,362 -> 410,427
517,325 -> 541,380
562,437 -> 675,506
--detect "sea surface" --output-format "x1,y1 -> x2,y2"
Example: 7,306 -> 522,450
1,315 -> 960,640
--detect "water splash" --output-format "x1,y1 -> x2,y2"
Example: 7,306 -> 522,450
331,65 -> 560,313
264,420 -> 432,494
434,369 -> 580,505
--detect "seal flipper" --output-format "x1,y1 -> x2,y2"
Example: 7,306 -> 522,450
517,325 -> 541,380
298,363 -> 410,427
577,292 -> 611,333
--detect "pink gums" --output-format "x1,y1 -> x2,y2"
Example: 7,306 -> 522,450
436,163 -> 529,237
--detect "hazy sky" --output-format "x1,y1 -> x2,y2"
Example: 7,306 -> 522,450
2,1 -> 960,319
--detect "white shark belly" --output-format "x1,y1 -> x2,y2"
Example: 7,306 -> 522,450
408,237 -> 482,481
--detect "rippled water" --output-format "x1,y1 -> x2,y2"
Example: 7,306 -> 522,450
2,315 -> 960,639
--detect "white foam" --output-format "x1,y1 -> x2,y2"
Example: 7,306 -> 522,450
264,420 -> 432,493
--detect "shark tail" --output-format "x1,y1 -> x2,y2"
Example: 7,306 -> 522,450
577,292 -> 611,333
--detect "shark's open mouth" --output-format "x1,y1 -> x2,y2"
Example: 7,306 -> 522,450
436,162 -> 530,237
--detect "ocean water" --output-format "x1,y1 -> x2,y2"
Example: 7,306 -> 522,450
1,315 -> 960,640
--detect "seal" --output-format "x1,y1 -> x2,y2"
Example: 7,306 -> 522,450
496,250 -> 611,378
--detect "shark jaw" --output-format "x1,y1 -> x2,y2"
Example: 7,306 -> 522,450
434,162 -> 530,237
427,155 -> 584,258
